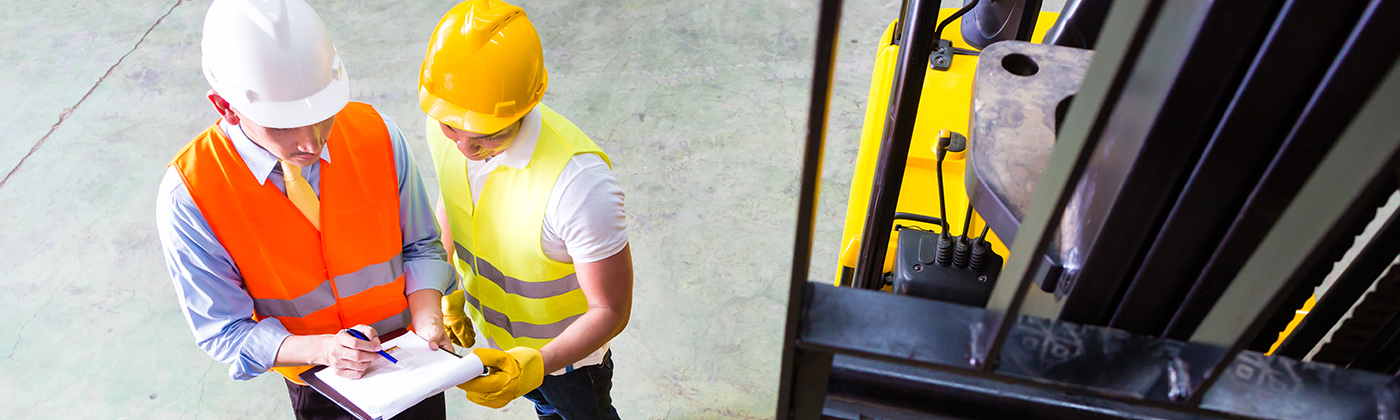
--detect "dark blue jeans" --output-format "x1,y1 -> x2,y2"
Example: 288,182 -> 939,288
521,351 -> 621,420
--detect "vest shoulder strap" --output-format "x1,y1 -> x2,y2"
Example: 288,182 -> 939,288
538,104 -> 610,169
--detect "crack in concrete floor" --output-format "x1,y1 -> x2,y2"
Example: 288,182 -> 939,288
0,0 -> 183,191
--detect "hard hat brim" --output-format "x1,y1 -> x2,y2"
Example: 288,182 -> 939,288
233,64 -> 350,129
420,86 -> 529,135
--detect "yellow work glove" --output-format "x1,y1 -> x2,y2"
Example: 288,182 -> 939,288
441,290 -> 475,348
458,347 -> 544,409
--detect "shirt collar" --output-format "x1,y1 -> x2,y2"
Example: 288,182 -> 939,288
220,120 -> 332,185
492,106 -> 543,169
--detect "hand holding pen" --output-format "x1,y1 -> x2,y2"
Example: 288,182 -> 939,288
344,328 -> 398,364
325,325 -> 391,379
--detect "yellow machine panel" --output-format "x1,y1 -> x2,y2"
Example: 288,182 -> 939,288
837,10 -> 1059,284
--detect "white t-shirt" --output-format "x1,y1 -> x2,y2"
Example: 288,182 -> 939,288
461,107 -> 627,373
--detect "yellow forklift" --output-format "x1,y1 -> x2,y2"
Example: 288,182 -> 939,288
830,4 -> 1058,299
833,0 -> 1320,351
778,0 -> 1400,417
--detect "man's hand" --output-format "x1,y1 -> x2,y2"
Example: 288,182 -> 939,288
458,347 -> 544,409
409,288 -> 453,352
320,325 -> 383,379
442,289 -> 475,348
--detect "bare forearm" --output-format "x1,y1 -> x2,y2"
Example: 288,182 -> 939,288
538,245 -> 633,373
274,334 -> 331,367
539,307 -> 629,373
409,288 -> 454,351
409,288 -> 444,327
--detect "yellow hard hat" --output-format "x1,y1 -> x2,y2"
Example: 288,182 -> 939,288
420,0 -> 548,135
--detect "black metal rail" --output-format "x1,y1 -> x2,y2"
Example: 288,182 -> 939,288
1110,0 -> 1376,336
852,0 -> 946,290
1055,0 -> 1287,327
798,283 -> 1400,419
774,0 -> 843,416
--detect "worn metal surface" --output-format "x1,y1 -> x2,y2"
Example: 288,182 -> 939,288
825,355 -> 1219,420
996,315 -> 1187,399
1198,352 -> 1400,419
797,283 -> 1400,419
802,284 -> 985,367
976,0 -> 1163,375
966,40 -> 1092,245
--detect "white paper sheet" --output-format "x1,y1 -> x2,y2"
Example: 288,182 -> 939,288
313,333 -> 486,419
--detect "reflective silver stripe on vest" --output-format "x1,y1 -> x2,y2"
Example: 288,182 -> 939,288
252,280 -> 336,318
250,255 -> 402,319
464,291 -> 582,340
369,307 -> 412,336
455,242 -> 475,271
334,254 -> 405,297
455,242 -> 580,299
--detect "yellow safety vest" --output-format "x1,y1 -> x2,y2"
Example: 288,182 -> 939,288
428,104 -> 611,350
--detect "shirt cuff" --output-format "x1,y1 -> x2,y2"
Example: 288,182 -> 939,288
405,258 -> 457,295
230,317 -> 293,380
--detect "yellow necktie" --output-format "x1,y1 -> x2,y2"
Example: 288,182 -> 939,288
281,160 -> 321,230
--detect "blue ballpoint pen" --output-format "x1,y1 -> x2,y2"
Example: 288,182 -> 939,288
343,329 -> 399,364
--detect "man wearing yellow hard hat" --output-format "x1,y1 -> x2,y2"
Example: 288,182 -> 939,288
158,0 -> 455,418
420,0 -> 633,418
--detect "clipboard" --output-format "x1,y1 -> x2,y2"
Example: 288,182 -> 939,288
300,329 -> 486,420
302,367 -> 378,420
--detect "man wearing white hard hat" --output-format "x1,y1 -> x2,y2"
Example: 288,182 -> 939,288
156,0 -> 455,418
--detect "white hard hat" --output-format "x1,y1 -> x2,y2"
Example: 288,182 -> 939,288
200,0 -> 349,128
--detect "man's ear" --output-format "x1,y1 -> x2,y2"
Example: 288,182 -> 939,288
206,90 -> 240,125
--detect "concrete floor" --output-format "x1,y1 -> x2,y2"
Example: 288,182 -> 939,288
0,0 -> 1059,418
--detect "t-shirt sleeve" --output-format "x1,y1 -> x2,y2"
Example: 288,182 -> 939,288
544,154 -> 629,264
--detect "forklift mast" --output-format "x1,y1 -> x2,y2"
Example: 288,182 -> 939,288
778,0 -> 1400,417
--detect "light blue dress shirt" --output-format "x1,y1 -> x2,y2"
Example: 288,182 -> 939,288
155,115 -> 454,380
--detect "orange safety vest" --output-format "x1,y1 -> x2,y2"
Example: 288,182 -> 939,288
170,102 -> 409,384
